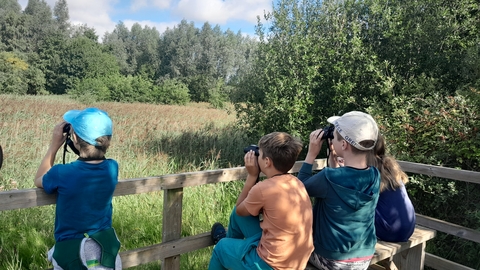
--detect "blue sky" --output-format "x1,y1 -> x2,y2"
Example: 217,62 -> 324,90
18,0 -> 274,39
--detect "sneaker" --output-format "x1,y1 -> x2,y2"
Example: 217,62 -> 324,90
211,222 -> 226,245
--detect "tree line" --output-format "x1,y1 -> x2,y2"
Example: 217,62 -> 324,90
0,0 -> 257,106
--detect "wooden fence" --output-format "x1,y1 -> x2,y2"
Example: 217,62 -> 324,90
1,159 -> 479,270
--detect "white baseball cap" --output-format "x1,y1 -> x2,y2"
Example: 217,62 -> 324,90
327,111 -> 378,151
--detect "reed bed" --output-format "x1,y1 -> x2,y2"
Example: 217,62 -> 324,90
0,94 -> 250,269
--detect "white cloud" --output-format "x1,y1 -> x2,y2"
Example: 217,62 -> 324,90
130,0 -> 149,11
130,0 -> 171,11
62,0 -> 117,38
151,0 -> 172,9
174,0 -> 271,25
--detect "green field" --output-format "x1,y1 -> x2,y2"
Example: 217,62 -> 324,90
0,94 -> 251,269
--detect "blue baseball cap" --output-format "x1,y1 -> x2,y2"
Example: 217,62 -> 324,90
63,108 -> 113,146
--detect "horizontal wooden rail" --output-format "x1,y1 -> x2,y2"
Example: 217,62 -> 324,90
416,214 -> 480,244
425,253 -> 475,270
0,160 -> 327,211
119,232 -> 212,268
398,161 -> 480,184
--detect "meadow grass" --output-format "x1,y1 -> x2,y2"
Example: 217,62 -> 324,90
0,94 -> 251,269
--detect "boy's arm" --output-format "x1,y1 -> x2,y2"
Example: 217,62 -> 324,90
305,129 -> 325,164
34,122 -> 67,188
236,150 -> 259,216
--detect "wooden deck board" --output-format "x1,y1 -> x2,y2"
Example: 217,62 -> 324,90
306,226 -> 436,270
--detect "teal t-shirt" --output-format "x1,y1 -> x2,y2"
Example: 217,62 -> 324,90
43,159 -> 118,242
298,163 -> 380,260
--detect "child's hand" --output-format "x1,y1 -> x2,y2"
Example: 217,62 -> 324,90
50,122 -> 68,150
305,129 -> 325,163
244,150 -> 260,178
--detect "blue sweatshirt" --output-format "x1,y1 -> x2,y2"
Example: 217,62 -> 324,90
375,185 -> 416,242
298,163 -> 380,260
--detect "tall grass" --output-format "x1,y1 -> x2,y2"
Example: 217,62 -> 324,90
0,94 -> 251,269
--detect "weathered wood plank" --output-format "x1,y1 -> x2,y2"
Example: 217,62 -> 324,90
0,159 -> 327,211
398,161 -> 480,184
392,241 -> 425,270
306,226 -> 436,270
371,226 -> 436,264
120,232 -> 212,268
162,188 -> 183,270
416,214 -> 480,244
368,264 -> 387,270
424,253 -> 476,270
0,188 -> 55,211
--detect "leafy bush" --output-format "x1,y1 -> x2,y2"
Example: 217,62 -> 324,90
0,51 -> 46,95
153,78 -> 190,105
70,75 -> 193,105
369,91 -> 480,268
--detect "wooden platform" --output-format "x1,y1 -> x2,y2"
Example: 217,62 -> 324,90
306,226 -> 436,270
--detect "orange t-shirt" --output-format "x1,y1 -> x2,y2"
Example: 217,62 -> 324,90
243,174 -> 314,269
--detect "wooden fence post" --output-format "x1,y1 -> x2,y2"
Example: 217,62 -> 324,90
161,188 -> 183,270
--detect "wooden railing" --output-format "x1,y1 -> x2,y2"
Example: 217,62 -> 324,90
1,159 -> 479,270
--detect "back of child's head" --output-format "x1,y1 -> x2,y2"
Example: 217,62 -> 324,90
328,111 -> 378,153
258,132 -> 302,173
367,133 -> 408,192
63,108 -> 113,158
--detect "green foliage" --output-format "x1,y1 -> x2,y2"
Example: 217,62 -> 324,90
53,0 -> 69,34
153,78 -> 190,105
70,74 -> 192,106
183,75 -> 211,102
236,0 -> 393,139
183,75 -> 228,108
54,36 -> 120,94
208,79 -> 229,109
0,7 -> 28,52
103,22 -> 160,78
24,0 -> 55,53
365,0 -> 480,96
368,92 -> 480,268
0,51 -> 29,94
0,51 -> 46,95
69,74 -> 146,103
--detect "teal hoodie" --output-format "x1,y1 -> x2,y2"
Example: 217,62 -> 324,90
298,163 -> 380,260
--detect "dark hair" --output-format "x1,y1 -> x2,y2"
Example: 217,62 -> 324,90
74,132 -> 111,159
258,132 -> 302,173
367,133 -> 408,192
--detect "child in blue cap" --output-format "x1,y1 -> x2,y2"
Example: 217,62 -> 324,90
34,107 -> 121,270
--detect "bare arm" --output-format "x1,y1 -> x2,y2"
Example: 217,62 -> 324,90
236,150 -> 259,216
34,122 -> 67,188
305,129 -> 325,164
